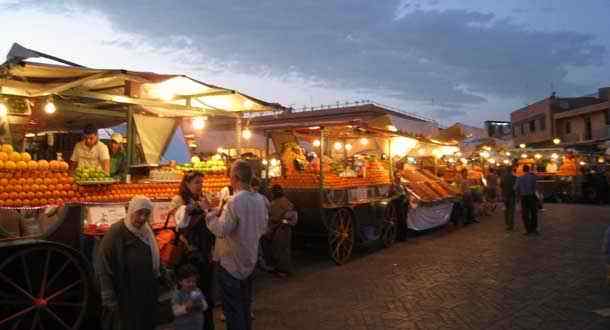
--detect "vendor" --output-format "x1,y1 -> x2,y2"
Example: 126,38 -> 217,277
109,133 -> 127,178
70,124 -> 110,174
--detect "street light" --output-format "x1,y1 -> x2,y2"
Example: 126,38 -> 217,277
0,102 -> 7,117
553,138 -> 561,145
313,139 -> 321,147
519,143 -> 526,149
44,100 -> 57,114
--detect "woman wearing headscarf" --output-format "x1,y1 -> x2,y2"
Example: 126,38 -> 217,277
96,196 -> 160,330
262,185 -> 298,276
169,171 -> 215,330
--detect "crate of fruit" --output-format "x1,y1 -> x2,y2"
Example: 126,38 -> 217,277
74,166 -> 117,185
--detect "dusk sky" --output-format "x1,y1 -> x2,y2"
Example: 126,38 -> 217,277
1,0 -> 609,126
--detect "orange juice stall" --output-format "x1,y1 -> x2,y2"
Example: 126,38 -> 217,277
0,44 -> 281,329
257,122 -> 405,264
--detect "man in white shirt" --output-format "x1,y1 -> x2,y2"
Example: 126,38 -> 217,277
70,124 -> 110,174
206,160 -> 268,330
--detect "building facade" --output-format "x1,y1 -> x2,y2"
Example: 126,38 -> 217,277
510,88 -> 609,147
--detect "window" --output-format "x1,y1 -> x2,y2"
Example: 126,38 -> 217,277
512,127 -> 516,137
529,120 -> 536,132
521,123 -> 526,135
539,116 -> 546,130
605,110 -> 610,126
565,121 -> 571,134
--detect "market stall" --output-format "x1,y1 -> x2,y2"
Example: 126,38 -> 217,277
0,44 -> 281,329
256,121 -> 403,264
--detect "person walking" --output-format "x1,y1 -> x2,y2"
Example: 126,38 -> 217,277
96,196 -> 160,330
514,165 -> 539,235
500,165 -> 517,231
206,160 -> 268,330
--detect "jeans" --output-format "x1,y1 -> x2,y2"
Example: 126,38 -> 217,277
504,195 -> 516,229
521,195 -> 538,233
219,266 -> 254,330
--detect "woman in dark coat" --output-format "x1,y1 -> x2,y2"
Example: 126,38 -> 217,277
170,171 -> 215,330
96,196 -> 160,330
263,185 -> 298,276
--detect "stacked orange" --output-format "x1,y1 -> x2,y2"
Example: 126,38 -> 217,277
0,171 -> 77,207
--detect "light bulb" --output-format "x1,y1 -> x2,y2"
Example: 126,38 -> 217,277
313,139 -> 321,147
519,143 -> 526,149
359,137 -> 369,146
345,143 -> 353,151
534,154 -> 542,160
0,102 -> 7,117
553,138 -> 561,145
521,153 -> 528,159
193,117 -> 206,130
242,128 -> 252,140
262,159 -> 268,165
334,142 -> 343,151
505,152 -> 511,157
551,153 -> 559,160
44,101 -> 56,114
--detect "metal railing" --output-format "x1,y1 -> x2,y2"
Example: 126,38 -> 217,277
244,100 -> 440,125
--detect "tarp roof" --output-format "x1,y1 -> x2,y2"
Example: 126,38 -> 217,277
0,43 -> 285,131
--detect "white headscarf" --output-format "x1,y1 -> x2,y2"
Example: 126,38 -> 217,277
124,196 -> 160,275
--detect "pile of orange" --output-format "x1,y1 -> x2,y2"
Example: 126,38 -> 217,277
0,171 -> 77,207
0,145 -> 69,173
272,160 -> 391,190
75,182 -> 180,203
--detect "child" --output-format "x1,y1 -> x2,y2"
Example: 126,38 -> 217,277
603,226 -> 610,287
172,264 -> 208,330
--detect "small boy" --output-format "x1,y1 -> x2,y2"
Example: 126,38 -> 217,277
173,264 -> 208,330
603,226 -> 610,287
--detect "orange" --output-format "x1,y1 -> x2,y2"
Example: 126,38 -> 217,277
13,184 -> 22,192
27,160 -> 38,171
37,160 -> 49,171
0,152 -> 7,161
22,199 -> 31,206
5,161 -> 16,171
1,144 -> 13,153
20,152 -> 31,162
39,198 -> 48,205
16,161 -> 27,171
9,152 -> 21,162
18,178 -> 26,185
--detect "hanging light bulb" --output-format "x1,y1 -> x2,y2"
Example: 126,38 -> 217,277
262,159 -> 268,165
488,158 -> 496,164
534,153 -> 542,160
598,157 -> 605,164
519,143 -> 526,149
359,137 -> 369,146
242,128 -> 252,140
313,139 -> 321,147
521,153 -> 528,159
502,159 -> 510,165
193,117 -> 206,130
44,100 -> 57,114
345,143 -> 353,151
553,138 -> 561,145
334,141 -> 343,151
0,102 -> 8,117
551,153 -> 559,160
217,147 -> 224,154
505,152 -> 511,157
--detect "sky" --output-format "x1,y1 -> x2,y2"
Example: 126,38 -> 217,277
1,0 -> 609,127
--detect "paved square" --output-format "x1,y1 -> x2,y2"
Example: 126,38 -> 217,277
226,204 -> 610,329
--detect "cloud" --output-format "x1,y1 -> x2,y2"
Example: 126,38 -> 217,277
2,1 -> 608,125
433,108 -> 467,118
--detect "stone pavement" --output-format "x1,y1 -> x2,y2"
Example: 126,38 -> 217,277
214,204 -> 610,329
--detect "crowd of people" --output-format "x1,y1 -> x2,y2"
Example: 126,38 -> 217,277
453,164 -> 541,236
95,160 -> 298,330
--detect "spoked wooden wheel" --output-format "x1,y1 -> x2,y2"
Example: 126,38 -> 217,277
381,202 -> 398,247
0,244 -> 90,329
328,208 -> 355,265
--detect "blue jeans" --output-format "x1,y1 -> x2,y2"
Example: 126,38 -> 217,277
219,266 -> 253,330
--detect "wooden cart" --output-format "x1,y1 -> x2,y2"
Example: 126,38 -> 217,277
263,124 -> 407,265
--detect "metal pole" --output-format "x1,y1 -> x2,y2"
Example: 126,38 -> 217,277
319,127 -> 325,210
126,106 -> 135,167
265,132 -> 270,180
236,116 -> 242,159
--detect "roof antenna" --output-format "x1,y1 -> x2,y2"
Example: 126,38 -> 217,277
6,42 -> 85,67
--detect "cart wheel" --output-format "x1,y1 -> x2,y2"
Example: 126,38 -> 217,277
0,244 -> 90,329
381,202 -> 398,247
328,208 -> 354,265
